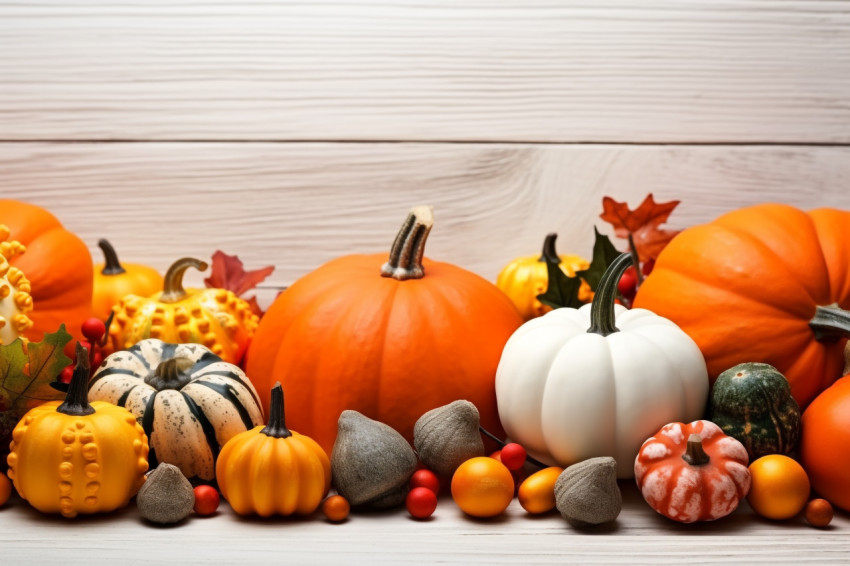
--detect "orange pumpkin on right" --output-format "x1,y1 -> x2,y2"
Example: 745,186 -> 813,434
634,204 -> 850,409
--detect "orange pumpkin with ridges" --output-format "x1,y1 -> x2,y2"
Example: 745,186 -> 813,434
245,206 -> 523,454
634,204 -> 850,408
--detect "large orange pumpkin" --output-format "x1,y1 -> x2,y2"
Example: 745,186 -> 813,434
0,200 -> 93,342
799,373 -> 850,511
634,204 -> 850,408
245,206 -> 523,453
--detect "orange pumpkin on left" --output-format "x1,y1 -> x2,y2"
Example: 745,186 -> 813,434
0,200 -> 93,342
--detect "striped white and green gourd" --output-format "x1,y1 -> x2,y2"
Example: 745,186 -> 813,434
88,339 -> 264,482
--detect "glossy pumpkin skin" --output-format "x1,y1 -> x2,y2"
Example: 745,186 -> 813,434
496,254 -> 709,478
634,204 -> 850,408
634,420 -> 751,523
245,207 -> 523,454
0,200 -> 93,343
216,385 -> 331,517
92,239 -> 163,320
709,363 -> 801,461
496,233 -> 592,321
88,339 -> 264,482
6,346 -> 149,518
800,374 -> 850,511
108,258 -> 258,365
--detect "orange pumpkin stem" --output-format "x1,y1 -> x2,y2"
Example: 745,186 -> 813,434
539,233 -> 560,263
261,382 -> 292,439
160,257 -> 209,304
809,305 -> 850,343
57,343 -> 95,417
682,433 -> 710,466
98,239 -> 127,276
587,252 -> 632,337
381,205 -> 434,281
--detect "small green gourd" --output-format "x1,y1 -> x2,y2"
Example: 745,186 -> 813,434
709,362 -> 801,461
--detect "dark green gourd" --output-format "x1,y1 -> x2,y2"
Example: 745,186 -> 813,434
709,362 -> 801,461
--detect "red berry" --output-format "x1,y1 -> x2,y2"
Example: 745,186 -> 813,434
410,469 -> 440,495
642,258 -> 655,276
406,487 -> 437,520
92,351 -> 103,369
499,443 -> 527,471
81,318 -> 106,344
59,365 -> 74,384
617,266 -> 637,301
193,485 -> 220,516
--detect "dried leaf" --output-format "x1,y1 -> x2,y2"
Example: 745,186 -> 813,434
600,194 -> 680,262
1,324 -> 72,412
204,251 -> 275,297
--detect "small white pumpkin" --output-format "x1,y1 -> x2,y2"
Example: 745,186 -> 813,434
495,253 -> 708,478
88,339 -> 264,482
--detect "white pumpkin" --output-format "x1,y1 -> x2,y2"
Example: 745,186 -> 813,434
495,253 -> 708,478
88,339 -> 264,482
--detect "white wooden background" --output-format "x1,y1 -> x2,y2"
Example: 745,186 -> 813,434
2,1 -> 850,563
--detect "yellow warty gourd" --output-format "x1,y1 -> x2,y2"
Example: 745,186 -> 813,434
0,225 -> 34,344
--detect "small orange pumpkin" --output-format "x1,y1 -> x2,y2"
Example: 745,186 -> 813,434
245,206 -> 523,453
0,200 -> 93,343
635,204 -> 850,408
634,420 -> 751,523
215,383 -> 331,517
92,239 -> 162,320
108,257 -> 258,364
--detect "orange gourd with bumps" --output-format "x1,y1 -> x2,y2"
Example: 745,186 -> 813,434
246,206 -> 523,453
635,204 -> 850,408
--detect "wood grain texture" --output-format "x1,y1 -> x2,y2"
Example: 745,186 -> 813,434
2,0 -> 849,143
2,142 -> 848,293
2,484 -> 849,565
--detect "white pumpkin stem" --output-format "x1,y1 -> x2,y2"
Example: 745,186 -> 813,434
57,342 -> 95,417
381,206 -> 434,281
160,257 -> 208,303
681,434 -> 710,466
98,239 -> 127,275
587,252 -> 632,337
809,304 -> 850,343
538,233 -> 560,263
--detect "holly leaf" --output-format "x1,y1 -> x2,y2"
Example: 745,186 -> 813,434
576,228 -> 622,292
600,193 -> 680,262
204,251 -> 275,297
537,258 -> 585,310
1,324 -> 72,411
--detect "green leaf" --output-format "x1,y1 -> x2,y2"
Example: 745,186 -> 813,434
1,324 -> 72,411
577,228 -> 622,292
537,258 -> 585,310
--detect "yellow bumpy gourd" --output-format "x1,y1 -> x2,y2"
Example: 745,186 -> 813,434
6,344 -> 149,518
0,225 -> 34,344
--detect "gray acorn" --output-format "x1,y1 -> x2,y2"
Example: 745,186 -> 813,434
137,463 -> 195,524
414,400 -> 485,476
331,410 -> 418,509
554,457 -> 621,528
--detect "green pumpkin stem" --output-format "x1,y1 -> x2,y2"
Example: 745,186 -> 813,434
681,434 -> 710,466
160,257 -> 209,303
98,239 -> 127,275
57,343 -> 95,417
261,382 -> 292,439
587,252 -> 632,337
809,304 -> 850,343
538,233 -> 560,263
381,205 -> 434,281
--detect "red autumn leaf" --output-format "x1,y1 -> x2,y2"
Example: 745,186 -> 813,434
204,251 -> 275,298
600,194 -> 681,262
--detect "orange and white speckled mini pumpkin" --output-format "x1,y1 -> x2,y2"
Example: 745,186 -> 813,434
634,420 -> 751,523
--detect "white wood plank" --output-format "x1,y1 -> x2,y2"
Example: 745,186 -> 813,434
1,484 -> 848,564
2,1 -> 849,143
1,142 -> 848,293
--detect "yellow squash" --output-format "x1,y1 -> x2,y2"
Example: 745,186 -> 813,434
496,233 -> 591,320
107,257 -> 258,364
92,239 -> 163,320
6,344 -> 149,518
0,225 -> 34,344
216,383 -> 331,517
